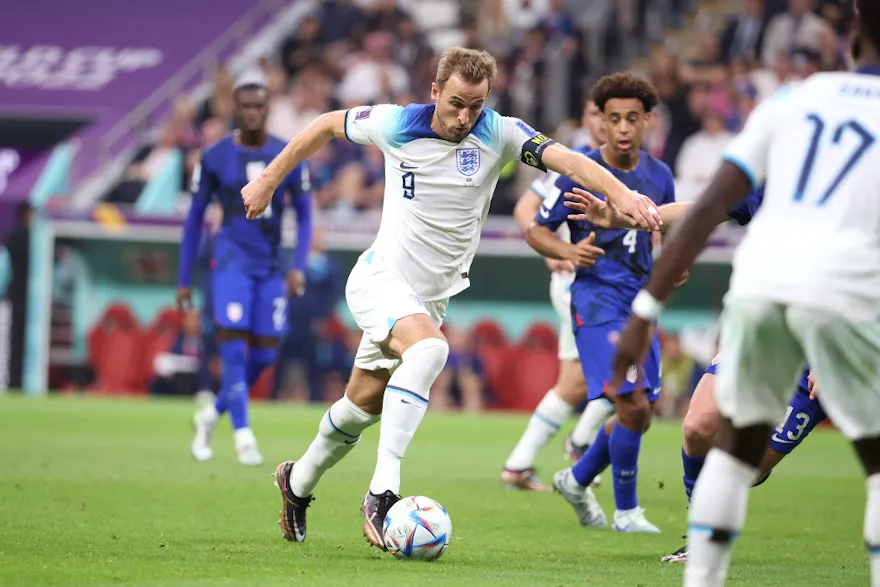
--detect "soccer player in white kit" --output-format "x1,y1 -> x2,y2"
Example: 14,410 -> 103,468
606,5 -> 880,584
240,47 -> 661,548
501,98 -> 615,492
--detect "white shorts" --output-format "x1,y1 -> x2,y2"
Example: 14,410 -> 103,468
550,271 -> 578,361
716,296 -> 880,441
345,250 -> 448,372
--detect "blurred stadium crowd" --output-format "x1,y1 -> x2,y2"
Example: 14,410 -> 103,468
19,0 -> 857,412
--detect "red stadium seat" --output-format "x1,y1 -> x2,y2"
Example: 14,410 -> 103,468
471,319 -> 508,348
507,348 -> 560,411
87,303 -> 145,394
520,322 -> 558,352
477,344 -> 516,408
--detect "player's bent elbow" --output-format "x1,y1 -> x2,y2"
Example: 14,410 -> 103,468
320,110 -> 349,140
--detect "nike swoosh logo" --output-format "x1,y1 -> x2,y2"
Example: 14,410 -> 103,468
539,206 -> 550,218
400,162 -> 418,170
771,434 -> 794,444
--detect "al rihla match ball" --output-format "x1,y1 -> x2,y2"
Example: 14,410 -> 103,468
382,495 -> 452,561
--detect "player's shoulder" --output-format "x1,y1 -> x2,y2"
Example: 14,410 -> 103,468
200,134 -> 234,168
640,151 -> 674,182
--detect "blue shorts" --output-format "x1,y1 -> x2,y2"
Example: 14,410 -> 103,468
574,319 -> 662,403
703,362 -> 827,455
212,269 -> 287,337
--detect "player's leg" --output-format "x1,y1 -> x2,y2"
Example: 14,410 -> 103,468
502,357 -> 586,491
191,270 -> 253,462
362,304 -> 449,547
786,307 -> 880,587
755,379 -> 827,483
566,397 -> 616,464
685,300 -> 805,587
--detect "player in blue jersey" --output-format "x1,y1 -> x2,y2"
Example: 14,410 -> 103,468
565,185 -> 830,558
178,82 -> 313,465
526,72 -> 674,533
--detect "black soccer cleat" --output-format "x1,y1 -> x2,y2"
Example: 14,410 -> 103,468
361,490 -> 401,549
661,541 -> 689,563
273,461 -> 314,542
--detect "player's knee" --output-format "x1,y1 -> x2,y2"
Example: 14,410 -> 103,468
683,405 -> 719,451
402,337 -> 449,381
219,338 -> 247,367
615,393 -> 652,431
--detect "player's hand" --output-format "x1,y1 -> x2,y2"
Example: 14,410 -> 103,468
673,269 -> 690,288
608,316 -> 653,395
564,232 -> 605,268
176,287 -> 193,313
544,257 -> 575,274
286,270 -> 306,298
808,370 -> 819,400
242,177 -> 275,220
613,190 -> 662,231
563,187 -> 624,228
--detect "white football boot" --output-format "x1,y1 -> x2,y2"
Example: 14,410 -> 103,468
234,428 -> 264,466
612,507 -> 661,533
552,469 -> 608,527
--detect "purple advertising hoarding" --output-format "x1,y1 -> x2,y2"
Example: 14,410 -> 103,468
0,0 -> 262,198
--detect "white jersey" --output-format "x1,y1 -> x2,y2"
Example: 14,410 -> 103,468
530,171 -> 574,290
345,104 -> 550,301
724,69 -> 880,322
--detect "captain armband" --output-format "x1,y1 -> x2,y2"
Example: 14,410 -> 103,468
519,133 -> 557,172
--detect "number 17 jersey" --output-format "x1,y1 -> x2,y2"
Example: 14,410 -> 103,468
724,68 -> 880,322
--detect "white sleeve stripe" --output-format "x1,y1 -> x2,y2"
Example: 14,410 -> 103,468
343,109 -> 353,142
530,179 -> 547,197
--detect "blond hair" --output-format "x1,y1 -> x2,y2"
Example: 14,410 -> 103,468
436,47 -> 498,90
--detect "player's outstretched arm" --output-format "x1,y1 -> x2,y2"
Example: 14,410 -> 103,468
525,223 -> 604,269
242,111 -> 347,219
177,160 -> 215,312
564,188 -> 692,232
541,143 -> 661,231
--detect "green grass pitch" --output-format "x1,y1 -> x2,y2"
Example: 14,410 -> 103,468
0,395 -> 870,586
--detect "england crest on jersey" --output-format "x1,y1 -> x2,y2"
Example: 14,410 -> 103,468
456,148 -> 480,176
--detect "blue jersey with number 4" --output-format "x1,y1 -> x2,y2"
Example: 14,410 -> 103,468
535,148 -> 675,325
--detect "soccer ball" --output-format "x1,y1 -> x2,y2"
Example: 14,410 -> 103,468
383,495 -> 452,561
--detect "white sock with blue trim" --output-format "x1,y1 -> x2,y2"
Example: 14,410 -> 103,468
504,390 -> 573,471
369,338 -> 449,495
685,448 -> 757,587
865,474 -> 880,587
290,395 -> 378,497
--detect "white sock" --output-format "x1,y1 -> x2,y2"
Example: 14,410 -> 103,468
570,397 -> 615,447
199,404 -> 220,423
865,474 -> 880,587
684,449 -> 757,587
369,338 -> 449,496
290,395 -> 379,497
504,390 -> 573,470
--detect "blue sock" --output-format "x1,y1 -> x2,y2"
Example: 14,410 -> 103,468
247,346 -> 277,387
681,446 -> 706,502
572,425 -> 611,486
609,422 -> 642,511
214,392 -> 228,415
219,339 -> 249,430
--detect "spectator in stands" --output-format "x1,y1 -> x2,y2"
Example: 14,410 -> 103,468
274,226 -> 346,401
108,123 -> 182,205
751,52 -> 797,100
280,14 -> 324,78
432,324 -> 485,412
268,72 -> 322,141
150,310 -> 209,396
761,0 -> 829,67
197,66 -> 234,126
675,104 -> 734,202
394,14 -> 432,72
337,31 -> 409,106
719,0 -> 768,64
